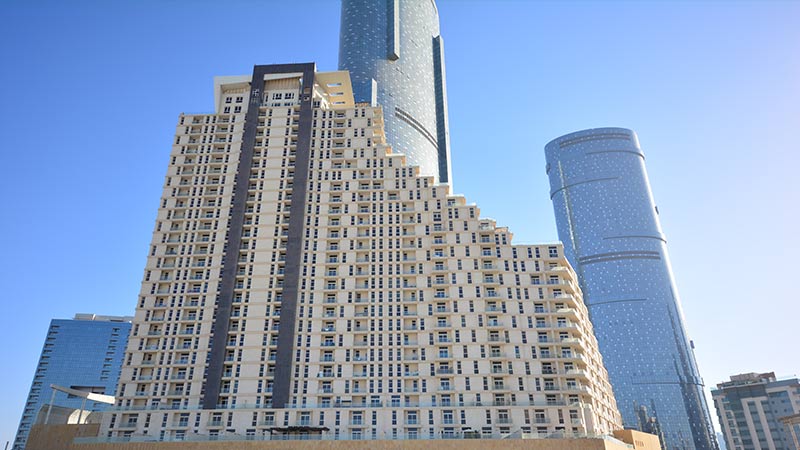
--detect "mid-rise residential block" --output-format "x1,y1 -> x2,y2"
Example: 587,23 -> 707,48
713,372 -> 800,450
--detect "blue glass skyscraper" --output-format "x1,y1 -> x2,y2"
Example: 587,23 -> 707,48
13,314 -> 131,450
338,0 -> 452,186
545,128 -> 717,450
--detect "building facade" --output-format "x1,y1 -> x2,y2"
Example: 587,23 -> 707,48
13,314 -> 132,450
712,373 -> 800,450
544,128 -> 717,450
101,65 -> 622,442
338,0 -> 452,186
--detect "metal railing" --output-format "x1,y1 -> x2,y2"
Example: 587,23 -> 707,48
75,431 -> 631,445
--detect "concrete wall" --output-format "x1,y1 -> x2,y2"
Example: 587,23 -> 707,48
26,423 -> 100,450
28,422 -> 660,450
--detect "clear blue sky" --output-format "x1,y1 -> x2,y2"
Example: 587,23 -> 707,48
1,0 -> 798,445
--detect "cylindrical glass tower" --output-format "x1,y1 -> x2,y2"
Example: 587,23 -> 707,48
545,127 -> 717,450
339,0 -> 452,186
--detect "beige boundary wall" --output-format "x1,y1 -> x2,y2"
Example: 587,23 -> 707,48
26,423 -> 101,450
27,424 -> 658,450
613,430 -> 662,450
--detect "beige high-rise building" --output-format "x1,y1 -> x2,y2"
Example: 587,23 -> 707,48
102,63 -> 622,442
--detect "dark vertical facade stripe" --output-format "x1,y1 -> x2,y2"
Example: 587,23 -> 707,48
203,63 -> 315,410
271,63 -> 316,409
432,34 -> 451,185
202,66 -> 263,410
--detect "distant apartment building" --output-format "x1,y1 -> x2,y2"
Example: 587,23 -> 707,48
712,372 -> 800,450
781,414 -> 800,450
99,64 -> 623,442
13,314 -> 132,450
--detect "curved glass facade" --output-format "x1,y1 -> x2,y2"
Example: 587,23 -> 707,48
338,0 -> 452,186
545,128 -> 717,450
